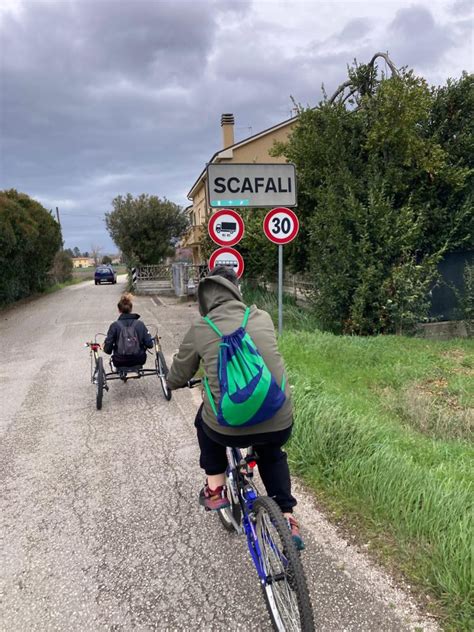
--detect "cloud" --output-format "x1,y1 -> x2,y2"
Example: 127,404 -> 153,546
0,0 -> 471,251
337,17 -> 372,41
387,5 -> 455,67
450,0 -> 474,16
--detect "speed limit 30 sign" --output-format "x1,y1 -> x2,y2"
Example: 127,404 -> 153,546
263,207 -> 299,244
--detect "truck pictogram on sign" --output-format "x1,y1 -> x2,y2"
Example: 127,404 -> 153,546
208,209 -> 244,247
216,221 -> 237,235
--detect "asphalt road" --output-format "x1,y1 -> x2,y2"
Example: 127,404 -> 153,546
0,278 -> 438,631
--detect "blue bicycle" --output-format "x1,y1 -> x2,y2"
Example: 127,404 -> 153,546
188,380 -> 315,631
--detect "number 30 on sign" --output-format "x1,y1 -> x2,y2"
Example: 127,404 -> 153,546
263,207 -> 299,244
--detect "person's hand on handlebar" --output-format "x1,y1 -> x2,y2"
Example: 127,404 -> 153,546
166,378 -> 202,390
188,378 -> 202,388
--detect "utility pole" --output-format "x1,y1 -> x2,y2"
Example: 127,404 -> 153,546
56,206 -> 64,249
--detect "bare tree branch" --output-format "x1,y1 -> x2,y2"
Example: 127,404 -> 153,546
329,80 -> 353,104
90,244 -> 103,266
368,52 -> 399,76
329,52 -> 399,105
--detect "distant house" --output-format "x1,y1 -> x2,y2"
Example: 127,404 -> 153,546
182,112 -> 299,264
72,257 -> 94,268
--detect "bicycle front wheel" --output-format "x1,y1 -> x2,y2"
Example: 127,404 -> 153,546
156,351 -> 172,401
254,496 -> 314,632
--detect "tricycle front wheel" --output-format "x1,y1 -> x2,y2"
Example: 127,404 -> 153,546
156,351 -> 171,401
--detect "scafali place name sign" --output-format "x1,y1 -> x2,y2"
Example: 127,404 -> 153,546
206,163 -> 299,336
207,163 -> 297,208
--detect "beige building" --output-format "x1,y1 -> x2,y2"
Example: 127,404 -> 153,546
72,256 -> 94,268
182,113 -> 298,264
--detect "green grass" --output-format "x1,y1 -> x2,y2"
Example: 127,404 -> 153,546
43,276 -> 90,294
72,264 -> 127,281
242,284 -> 321,332
243,285 -> 474,630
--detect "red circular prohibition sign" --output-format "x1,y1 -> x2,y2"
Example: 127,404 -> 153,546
208,247 -> 245,278
263,207 -> 299,245
208,209 -> 245,247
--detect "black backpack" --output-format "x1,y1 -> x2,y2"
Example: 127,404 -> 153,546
116,320 -> 141,356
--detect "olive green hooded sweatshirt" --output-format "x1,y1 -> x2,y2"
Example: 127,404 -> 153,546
167,275 -> 293,436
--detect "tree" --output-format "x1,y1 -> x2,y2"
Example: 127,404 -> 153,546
272,62 -> 473,334
105,194 -> 188,265
64,248 -> 74,258
90,244 -> 103,266
102,255 -> 112,264
0,189 -> 62,304
73,246 -> 81,257
50,251 -> 73,283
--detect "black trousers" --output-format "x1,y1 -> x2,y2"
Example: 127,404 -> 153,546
112,352 -> 147,367
194,405 -> 296,513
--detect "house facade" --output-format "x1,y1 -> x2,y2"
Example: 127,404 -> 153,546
182,112 -> 298,264
72,257 -> 94,268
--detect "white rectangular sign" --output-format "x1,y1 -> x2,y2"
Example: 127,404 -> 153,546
207,163 -> 297,208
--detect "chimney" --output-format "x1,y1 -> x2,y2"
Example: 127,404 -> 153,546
221,113 -> 234,149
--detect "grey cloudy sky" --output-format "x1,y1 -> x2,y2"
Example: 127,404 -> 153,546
1,0 -> 472,252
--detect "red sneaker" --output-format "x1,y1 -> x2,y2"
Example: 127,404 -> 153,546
199,484 -> 230,511
287,516 -> 305,551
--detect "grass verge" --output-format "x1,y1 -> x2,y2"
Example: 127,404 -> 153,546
42,276 -> 90,294
243,285 -> 474,630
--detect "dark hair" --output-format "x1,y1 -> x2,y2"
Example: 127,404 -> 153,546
117,293 -> 133,314
207,265 -> 238,286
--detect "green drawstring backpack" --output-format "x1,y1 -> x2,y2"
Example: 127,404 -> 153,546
202,307 -> 286,427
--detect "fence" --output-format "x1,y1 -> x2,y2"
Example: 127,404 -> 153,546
133,265 -> 173,294
130,263 -> 312,302
132,263 -> 207,297
249,273 -> 313,304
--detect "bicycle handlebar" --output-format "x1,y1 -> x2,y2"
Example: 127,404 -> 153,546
187,378 -> 202,388
85,342 -> 101,350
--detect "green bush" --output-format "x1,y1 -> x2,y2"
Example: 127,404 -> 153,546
0,190 -> 62,305
50,251 -> 73,284
461,263 -> 474,321
267,68 -> 473,334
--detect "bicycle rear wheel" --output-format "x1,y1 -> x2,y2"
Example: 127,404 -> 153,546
96,357 -> 105,410
254,496 -> 314,632
156,351 -> 172,401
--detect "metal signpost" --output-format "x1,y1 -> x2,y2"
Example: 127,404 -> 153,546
207,163 -> 297,209
263,207 -> 300,336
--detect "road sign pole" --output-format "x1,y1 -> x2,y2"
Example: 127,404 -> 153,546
278,244 -> 283,337
263,208 -> 299,336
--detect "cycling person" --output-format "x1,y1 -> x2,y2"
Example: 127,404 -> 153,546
103,293 -> 154,368
166,266 -> 304,549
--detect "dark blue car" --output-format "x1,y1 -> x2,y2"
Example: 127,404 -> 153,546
94,265 -> 117,285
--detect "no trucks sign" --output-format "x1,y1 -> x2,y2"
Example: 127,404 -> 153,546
207,163 -> 297,208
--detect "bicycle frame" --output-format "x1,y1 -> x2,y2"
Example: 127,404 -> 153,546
226,447 -> 269,584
